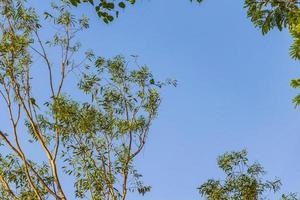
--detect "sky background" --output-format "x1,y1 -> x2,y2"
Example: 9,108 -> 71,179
21,0 -> 300,199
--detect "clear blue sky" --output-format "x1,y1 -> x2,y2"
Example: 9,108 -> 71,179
28,0 -> 300,199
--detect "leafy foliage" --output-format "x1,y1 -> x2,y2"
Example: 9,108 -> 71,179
67,0 -> 137,24
48,56 -> 172,199
66,0 -> 203,23
0,154 -> 53,200
244,0 -> 300,106
0,0 -> 172,199
199,150 -> 298,200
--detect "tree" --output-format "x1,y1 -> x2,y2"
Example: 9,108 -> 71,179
244,0 -> 300,106
0,0 -> 174,199
198,150 -> 298,200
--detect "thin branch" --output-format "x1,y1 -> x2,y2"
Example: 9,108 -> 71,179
57,25 -> 70,96
2,80 -> 42,200
34,30 -> 55,97
11,78 -> 66,200
0,174 -> 19,200
0,131 -> 60,199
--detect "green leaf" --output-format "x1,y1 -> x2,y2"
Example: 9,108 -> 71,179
70,0 -> 80,6
119,2 -> 126,8
128,0 -> 136,4
150,79 -> 155,84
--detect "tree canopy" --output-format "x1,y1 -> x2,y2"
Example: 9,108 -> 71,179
244,0 -> 300,106
0,0 -> 298,199
0,0 -> 174,199
199,150 -> 298,200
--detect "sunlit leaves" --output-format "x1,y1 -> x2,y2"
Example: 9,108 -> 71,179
0,0 -> 171,199
199,150 -> 296,200
78,74 -> 100,93
0,154 -> 53,199
244,0 -> 300,108
47,55 -> 173,199
244,0 -> 295,35
0,0 -> 37,83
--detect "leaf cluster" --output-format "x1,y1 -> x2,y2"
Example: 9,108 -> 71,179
198,150 -> 298,200
46,55 -> 172,199
0,0 -> 172,199
244,0 -> 300,107
67,0 -> 204,23
68,0 -> 136,24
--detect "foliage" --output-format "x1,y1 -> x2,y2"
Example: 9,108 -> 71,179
68,0 -> 136,24
0,0 -> 172,199
66,0 -> 203,23
198,150 -> 298,200
50,55 -> 171,200
244,0 -> 300,107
